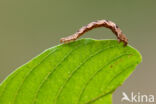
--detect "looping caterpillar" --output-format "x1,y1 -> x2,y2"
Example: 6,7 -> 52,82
60,20 -> 128,46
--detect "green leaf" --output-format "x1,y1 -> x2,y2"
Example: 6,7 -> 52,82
0,39 -> 142,104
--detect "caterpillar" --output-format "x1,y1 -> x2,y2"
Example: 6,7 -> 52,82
60,20 -> 128,46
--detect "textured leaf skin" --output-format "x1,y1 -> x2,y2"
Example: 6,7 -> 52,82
0,39 -> 142,104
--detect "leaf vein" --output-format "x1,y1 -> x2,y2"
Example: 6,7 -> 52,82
12,48 -> 58,104
54,45 -> 119,104
85,65 -> 135,104
32,44 -> 83,104
78,56 -> 133,104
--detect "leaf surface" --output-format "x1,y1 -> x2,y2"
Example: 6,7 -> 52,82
0,39 -> 142,104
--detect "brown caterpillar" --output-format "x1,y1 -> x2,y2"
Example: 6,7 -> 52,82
60,20 -> 128,46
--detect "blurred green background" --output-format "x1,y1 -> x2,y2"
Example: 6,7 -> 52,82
0,0 -> 156,103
